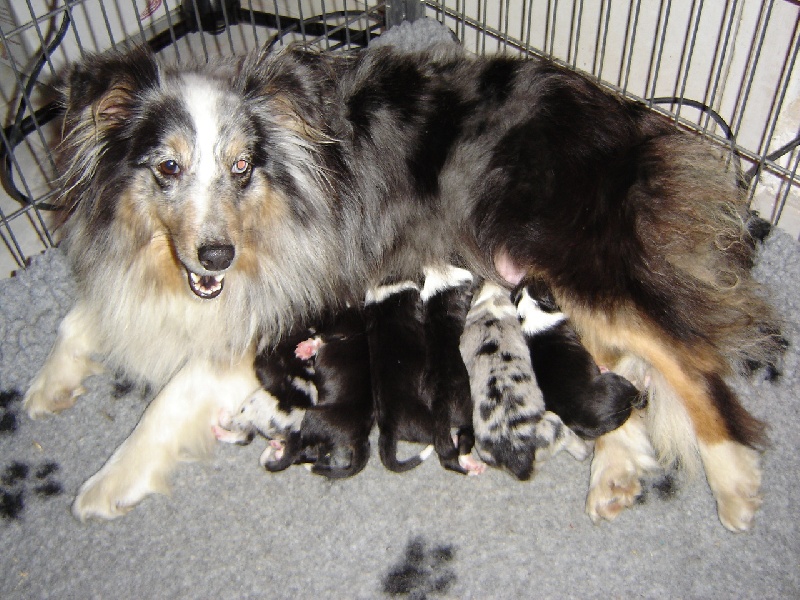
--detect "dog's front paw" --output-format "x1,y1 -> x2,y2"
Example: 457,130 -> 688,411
584,412 -> 659,524
715,489 -> 762,532
700,441 -> 762,532
23,377 -> 86,419
24,357 -> 104,419
72,463 -> 162,521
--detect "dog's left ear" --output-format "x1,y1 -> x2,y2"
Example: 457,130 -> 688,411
237,44 -> 333,143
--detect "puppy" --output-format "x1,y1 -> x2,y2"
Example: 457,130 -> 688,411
216,307 -> 373,478
421,265 -> 483,475
460,281 -> 588,480
366,281 -> 435,472
514,278 -> 643,439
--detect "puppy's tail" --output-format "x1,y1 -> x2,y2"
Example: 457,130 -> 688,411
379,433 -> 434,473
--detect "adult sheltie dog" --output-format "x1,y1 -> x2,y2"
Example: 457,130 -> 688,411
24,39 -> 783,530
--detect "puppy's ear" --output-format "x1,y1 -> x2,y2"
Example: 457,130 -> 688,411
62,46 -> 159,131
525,277 -> 560,312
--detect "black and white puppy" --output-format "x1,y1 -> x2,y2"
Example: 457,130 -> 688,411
421,265 -> 484,475
215,307 -> 373,478
515,278 -> 643,439
460,281 -> 588,480
366,281 -> 435,472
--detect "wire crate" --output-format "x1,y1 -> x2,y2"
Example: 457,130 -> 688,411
1,0 -> 798,278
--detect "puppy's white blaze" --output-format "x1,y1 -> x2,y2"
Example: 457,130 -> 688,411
517,289 -> 567,335
365,280 -> 420,304
421,264 -> 473,301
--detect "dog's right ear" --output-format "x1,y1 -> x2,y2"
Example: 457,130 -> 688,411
61,46 -> 159,131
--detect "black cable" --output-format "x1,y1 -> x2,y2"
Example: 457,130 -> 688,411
742,134 -> 800,184
649,96 -> 800,186
648,96 -> 734,141
1,10 -> 71,211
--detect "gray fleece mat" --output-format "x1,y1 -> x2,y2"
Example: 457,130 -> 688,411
1,20 -> 799,600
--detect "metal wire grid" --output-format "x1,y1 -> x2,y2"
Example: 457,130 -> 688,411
1,0 -> 798,277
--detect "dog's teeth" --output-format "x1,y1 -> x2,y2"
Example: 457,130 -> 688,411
187,270 -> 225,299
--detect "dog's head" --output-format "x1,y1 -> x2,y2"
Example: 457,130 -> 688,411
56,45 -> 338,303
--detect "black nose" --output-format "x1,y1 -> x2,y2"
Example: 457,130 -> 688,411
197,244 -> 235,271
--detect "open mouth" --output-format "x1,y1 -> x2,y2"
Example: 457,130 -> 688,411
186,268 -> 225,299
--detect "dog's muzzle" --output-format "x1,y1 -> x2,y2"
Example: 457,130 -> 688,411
186,244 -> 235,299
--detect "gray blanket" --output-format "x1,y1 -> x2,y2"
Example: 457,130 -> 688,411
1,19 -> 798,600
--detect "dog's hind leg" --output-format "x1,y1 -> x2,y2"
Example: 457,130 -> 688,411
640,350 -> 765,531
72,355 -> 260,521
582,319 -> 766,531
585,409 -> 660,523
24,302 -> 105,418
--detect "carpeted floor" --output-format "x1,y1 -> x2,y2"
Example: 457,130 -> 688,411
1,20 -> 798,600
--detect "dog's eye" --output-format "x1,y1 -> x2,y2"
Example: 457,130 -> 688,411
158,160 -> 181,176
231,159 -> 250,175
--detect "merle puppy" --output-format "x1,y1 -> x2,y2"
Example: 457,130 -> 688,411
460,281 -> 588,480
515,278 -> 643,440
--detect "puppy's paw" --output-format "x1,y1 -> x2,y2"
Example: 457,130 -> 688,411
458,454 -> 487,476
534,412 -> 590,463
259,439 -> 286,467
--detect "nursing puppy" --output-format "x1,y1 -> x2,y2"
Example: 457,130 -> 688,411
421,265 -> 483,475
217,308 -> 373,478
26,42 -> 783,530
514,278 -> 643,440
366,281 -> 436,472
460,281 -> 588,480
